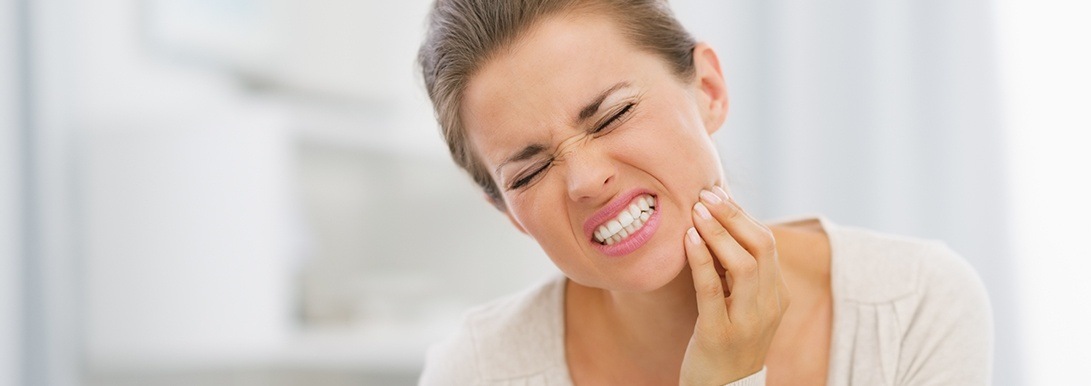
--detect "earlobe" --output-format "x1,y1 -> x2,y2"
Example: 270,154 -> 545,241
692,43 -> 729,135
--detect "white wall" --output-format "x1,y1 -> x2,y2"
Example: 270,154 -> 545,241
674,1 -> 1020,384
1,0 -> 23,383
72,0 -> 298,368
83,112 -> 298,366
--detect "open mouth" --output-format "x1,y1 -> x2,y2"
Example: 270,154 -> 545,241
592,194 -> 657,245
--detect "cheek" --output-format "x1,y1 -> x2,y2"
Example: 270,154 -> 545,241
506,181 -> 573,240
618,115 -> 720,182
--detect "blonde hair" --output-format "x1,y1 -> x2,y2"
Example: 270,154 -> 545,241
418,0 -> 696,209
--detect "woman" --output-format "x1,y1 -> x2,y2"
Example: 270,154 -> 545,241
416,1 -> 993,385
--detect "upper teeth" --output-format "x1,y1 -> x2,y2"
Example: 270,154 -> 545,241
594,194 -> 656,245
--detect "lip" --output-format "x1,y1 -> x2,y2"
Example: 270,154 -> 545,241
592,207 -> 661,256
583,189 -> 660,256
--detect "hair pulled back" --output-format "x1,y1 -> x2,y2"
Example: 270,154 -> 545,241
418,0 -> 696,209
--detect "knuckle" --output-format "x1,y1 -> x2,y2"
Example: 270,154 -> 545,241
697,281 -> 722,297
737,259 -> 758,277
696,253 -> 717,272
756,227 -> 777,254
724,201 -> 744,220
708,225 -> 730,239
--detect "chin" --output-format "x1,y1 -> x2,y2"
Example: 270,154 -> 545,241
614,246 -> 689,293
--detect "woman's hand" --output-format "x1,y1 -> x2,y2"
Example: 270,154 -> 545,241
678,187 -> 791,386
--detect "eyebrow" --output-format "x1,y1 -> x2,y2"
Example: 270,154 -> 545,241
495,144 -> 547,177
494,81 -> 632,177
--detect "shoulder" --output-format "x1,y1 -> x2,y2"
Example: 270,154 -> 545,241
419,274 -> 568,385
829,223 -> 989,307
830,223 -> 994,382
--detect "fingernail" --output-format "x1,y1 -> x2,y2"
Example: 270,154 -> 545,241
693,202 -> 712,219
699,189 -> 721,205
687,227 -> 701,244
713,186 -> 731,201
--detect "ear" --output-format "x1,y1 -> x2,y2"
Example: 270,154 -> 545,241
691,42 -> 729,135
486,193 -> 528,235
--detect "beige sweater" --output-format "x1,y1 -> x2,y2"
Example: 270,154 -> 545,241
419,216 -> 994,385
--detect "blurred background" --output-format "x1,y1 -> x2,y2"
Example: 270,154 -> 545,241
1,0 -> 1088,385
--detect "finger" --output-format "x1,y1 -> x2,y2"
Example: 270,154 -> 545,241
708,187 -> 776,261
684,227 -> 729,325
720,196 -> 781,296
706,188 -> 783,294
692,201 -> 759,312
700,189 -> 781,315
713,187 -> 791,314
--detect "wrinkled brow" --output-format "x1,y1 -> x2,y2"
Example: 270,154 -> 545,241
495,144 -> 547,176
494,81 -> 631,176
576,81 -> 630,125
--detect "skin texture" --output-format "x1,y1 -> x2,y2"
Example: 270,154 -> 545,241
463,12 -> 724,293
461,11 -> 829,386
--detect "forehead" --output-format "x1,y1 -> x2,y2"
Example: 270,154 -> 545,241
461,12 -> 670,166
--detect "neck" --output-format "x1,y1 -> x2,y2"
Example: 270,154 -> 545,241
565,223 -> 828,369
569,264 -> 701,366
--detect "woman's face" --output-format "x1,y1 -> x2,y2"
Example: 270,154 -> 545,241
462,12 -> 728,292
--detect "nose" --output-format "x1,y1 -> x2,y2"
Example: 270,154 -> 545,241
564,145 -> 616,203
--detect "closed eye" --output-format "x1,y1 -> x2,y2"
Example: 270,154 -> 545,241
508,103 -> 634,190
510,160 -> 552,190
592,103 -> 634,134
